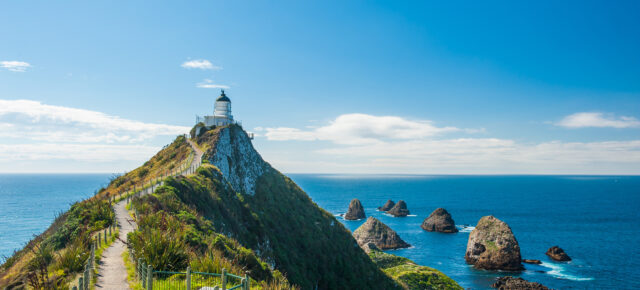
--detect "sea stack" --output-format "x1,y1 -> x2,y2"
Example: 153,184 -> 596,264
378,200 -> 395,211
465,216 -> 524,271
492,277 -> 549,290
344,198 -> 366,220
546,246 -> 571,261
387,200 -> 410,217
353,217 -> 411,250
421,208 -> 458,233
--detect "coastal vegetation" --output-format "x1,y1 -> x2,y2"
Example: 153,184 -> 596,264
369,250 -> 462,290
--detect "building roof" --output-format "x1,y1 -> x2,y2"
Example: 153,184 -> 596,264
216,89 -> 231,102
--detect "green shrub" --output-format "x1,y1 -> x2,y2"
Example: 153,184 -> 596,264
56,240 -> 90,274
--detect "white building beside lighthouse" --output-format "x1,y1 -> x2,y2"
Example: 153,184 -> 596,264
197,89 -> 234,127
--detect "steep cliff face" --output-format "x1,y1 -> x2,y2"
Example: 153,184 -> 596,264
205,125 -> 270,196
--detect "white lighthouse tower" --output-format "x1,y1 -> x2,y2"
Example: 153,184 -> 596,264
198,90 -> 234,127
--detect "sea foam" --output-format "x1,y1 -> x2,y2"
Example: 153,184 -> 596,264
540,262 -> 594,281
457,225 -> 475,233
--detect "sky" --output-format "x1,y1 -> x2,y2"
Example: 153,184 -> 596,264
1,1 -> 639,174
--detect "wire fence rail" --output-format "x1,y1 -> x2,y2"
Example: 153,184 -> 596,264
136,259 -> 250,290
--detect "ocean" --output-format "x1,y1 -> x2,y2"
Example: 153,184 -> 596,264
289,174 -> 640,289
0,174 -> 111,260
1,174 -> 639,289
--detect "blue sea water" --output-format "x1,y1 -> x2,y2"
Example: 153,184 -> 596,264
0,174 -> 111,260
1,174 -> 639,288
289,174 -> 640,289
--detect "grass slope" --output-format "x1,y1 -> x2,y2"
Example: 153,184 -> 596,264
369,250 -> 462,290
132,160 -> 400,289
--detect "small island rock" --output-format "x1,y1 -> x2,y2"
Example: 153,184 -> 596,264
465,215 -> 524,271
353,217 -> 411,250
522,259 -> 542,264
421,208 -> 458,233
378,199 -> 395,211
344,198 -> 366,220
492,276 -> 549,290
546,246 -> 571,261
387,200 -> 410,217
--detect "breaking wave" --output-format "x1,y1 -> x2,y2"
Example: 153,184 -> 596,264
541,262 -> 594,281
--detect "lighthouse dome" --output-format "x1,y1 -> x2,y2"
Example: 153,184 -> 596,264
216,90 -> 231,102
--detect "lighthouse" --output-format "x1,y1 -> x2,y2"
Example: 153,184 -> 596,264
197,89 -> 234,127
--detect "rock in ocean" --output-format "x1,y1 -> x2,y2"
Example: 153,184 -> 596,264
465,215 -> 524,271
353,217 -> 411,250
492,276 -> 549,289
421,208 -> 458,233
378,199 -> 395,211
546,246 -> 571,261
387,200 -> 410,217
344,198 -> 366,220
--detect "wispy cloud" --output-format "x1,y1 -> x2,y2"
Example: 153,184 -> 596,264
0,99 -> 190,144
0,143 -> 161,162
264,113 -> 459,145
196,79 -> 230,89
556,112 -> 640,128
1,61 -> 31,72
260,113 -> 640,174
181,59 -> 221,70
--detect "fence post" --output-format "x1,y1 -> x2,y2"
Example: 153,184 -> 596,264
241,278 -> 246,290
221,268 -> 227,290
147,265 -> 153,290
138,258 -> 143,278
186,266 -> 191,290
72,286 -> 77,290
84,264 -> 89,290
78,277 -> 83,290
142,262 -> 147,288
104,229 -> 107,243
108,225 -> 112,236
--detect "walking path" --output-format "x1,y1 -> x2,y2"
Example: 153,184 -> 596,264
95,138 -> 203,289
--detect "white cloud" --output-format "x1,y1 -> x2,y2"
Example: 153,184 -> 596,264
196,79 -> 230,89
0,99 -> 190,143
556,112 -> 640,128
1,61 -> 31,72
181,59 -> 221,70
0,143 -> 161,162
259,113 -> 640,174
265,113 -> 459,145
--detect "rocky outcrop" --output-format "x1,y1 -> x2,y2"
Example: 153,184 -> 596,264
546,246 -> 571,261
522,259 -> 542,264
465,216 -> 523,271
361,242 -> 380,254
421,208 -> 458,233
386,200 -> 410,217
492,276 -> 549,290
353,217 -> 411,250
207,125 -> 271,196
378,200 -> 395,211
344,199 -> 366,220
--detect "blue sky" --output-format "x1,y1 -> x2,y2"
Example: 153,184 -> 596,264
1,1 -> 639,174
